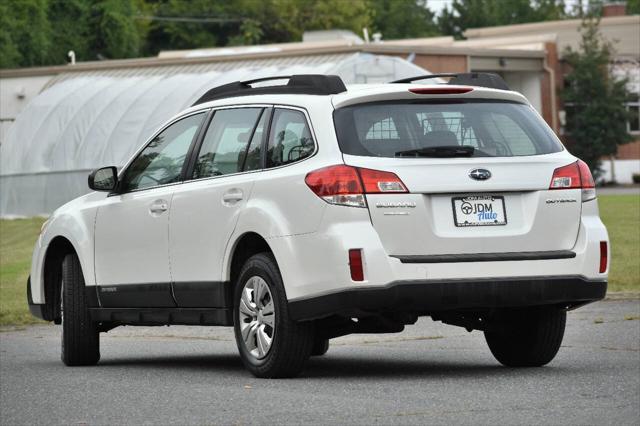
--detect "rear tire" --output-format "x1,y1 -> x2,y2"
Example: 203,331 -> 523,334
61,253 -> 100,366
311,338 -> 329,356
485,307 -> 566,367
233,253 -> 315,378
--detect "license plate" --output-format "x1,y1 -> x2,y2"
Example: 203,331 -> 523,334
452,195 -> 507,227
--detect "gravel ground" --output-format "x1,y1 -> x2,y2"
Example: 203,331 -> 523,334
1,299 -> 639,425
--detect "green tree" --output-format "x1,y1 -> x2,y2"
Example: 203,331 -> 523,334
628,0 -> 640,14
0,1 -> 22,68
89,0 -> 143,59
438,0 -> 567,39
236,0 -> 372,44
141,0 -> 235,54
561,18 -> 632,179
140,0 -> 372,55
0,0 -> 51,68
368,0 -> 439,40
47,0 -> 91,63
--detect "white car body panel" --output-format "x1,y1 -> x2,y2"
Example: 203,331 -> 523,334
30,192 -> 105,302
94,184 -> 175,286
169,172 -> 255,283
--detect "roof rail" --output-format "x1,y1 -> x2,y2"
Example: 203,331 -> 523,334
390,72 -> 510,91
192,74 -> 347,106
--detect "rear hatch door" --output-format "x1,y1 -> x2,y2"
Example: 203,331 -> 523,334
334,96 -> 581,257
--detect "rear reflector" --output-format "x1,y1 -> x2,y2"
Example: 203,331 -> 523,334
549,160 -> 596,202
349,249 -> 364,281
409,87 -> 473,95
305,165 -> 407,207
599,241 -> 608,273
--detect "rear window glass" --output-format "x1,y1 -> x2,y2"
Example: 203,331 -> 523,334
333,101 -> 563,158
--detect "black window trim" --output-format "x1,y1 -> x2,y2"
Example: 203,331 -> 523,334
112,109 -> 210,196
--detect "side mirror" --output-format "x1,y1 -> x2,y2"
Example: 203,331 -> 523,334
88,166 -> 118,191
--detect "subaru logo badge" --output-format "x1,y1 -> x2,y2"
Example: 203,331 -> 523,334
469,169 -> 491,181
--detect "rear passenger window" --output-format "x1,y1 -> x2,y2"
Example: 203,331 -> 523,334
266,109 -> 314,168
193,108 -> 263,178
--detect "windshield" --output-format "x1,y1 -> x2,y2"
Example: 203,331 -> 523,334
333,100 -> 563,158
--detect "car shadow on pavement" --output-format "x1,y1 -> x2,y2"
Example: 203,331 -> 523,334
304,356 -> 567,379
93,353 -> 571,379
98,354 -> 245,372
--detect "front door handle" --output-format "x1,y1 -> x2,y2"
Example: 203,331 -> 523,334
149,199 -> 169,214
222,189 -> 244,204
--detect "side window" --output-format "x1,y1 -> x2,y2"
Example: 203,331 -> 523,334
266,109 -> 315,168
193,108 -> 263,179
122,113 -> 204,192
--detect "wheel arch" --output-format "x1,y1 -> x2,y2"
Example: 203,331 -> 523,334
39,236 -> 78,321
225,232 -> 275,288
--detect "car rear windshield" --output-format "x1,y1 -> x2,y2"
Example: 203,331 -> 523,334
333,100 -> 563,158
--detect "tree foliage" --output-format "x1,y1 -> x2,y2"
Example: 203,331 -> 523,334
561,18 -> 632,178
369,0 -> 439,40
90,0 -> 142,59
438,0 -> 567,39
2,0 -> 618,69
628,0 -> 640,14
0,0 -> 51,68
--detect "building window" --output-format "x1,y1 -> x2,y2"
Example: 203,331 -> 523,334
627,94 -> 640,134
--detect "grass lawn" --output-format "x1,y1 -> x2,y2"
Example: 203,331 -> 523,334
1,217 -> 46,325
1,195 -> 638,326
599,195 -> 640,292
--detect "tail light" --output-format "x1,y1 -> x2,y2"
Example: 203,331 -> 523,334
549,160 -> 596,202
305,165 -> 407,208
599,241 -> 608,273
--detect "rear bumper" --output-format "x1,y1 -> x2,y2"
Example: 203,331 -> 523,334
27,276 -> 48,321
288,275 -> 607,321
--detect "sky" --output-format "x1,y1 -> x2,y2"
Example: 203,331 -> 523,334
428,0 -> 453,15
426,0 -> 588,17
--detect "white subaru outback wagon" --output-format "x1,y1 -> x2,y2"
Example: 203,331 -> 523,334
28,73 -> 609,378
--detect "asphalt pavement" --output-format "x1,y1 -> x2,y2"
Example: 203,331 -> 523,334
1,299 -> 639,425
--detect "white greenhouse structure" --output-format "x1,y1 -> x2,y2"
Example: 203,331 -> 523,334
0,53 -> 426,217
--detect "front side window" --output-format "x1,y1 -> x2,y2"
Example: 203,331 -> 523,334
334,101 -> 563,158
193,108 -> 264,179
122,113 -> 204,192
266,109 -> 315,168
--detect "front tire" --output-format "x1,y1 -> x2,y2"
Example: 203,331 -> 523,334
61,253 -> 100,366
233,253 -> 315,378
485,307 -> 566,367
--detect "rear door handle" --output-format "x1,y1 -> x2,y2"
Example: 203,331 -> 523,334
222,189 -> 244,204
149,199 -> 169,214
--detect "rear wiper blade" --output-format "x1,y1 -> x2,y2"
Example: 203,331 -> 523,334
395,145 -> 475,157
